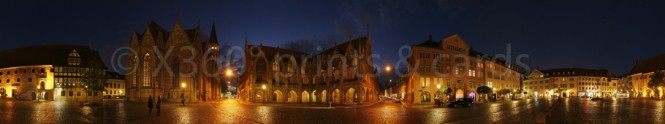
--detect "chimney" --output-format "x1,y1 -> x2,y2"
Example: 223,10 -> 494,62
428,34 -> 433,43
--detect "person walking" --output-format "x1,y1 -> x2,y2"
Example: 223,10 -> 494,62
181,93 -> 185,106
148,96 -> 154,115
156,96 -> 161,116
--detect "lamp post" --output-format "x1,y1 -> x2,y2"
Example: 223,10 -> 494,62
225,68 -> 234,99
492,88 -> 496,101
658,86 -> 663,99
385,65 -> 392,99
262,85 -> 266,104
36,85 -> 41,103
85,85 -> 88,103
181,82 -> 186,106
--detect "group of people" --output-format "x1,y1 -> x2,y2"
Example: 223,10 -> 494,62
147,96 -> 161,116
146,95 -> 189,116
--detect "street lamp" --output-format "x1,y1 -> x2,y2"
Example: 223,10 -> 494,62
85,85 -> 88,103
181,82 -> 186,105
385,66 -> 391,72
262,85 -> 266,104
225,69 -> 234,77
36,85 -> 41,103
225,68 -> 234,99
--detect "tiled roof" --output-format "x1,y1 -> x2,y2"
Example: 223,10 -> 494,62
630,53 -> 665,74
0,45 -> 107,69
249,45 -> 308,63
318,36 -> 368,55
413,40 -> 440,49
107,71 -> 126,79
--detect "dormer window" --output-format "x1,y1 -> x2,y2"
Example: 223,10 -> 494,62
68,50 -> 81,66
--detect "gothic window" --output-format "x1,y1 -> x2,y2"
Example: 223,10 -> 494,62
143,53 -> 151,87
172,58 -> 180,88
133,55 -> 138,87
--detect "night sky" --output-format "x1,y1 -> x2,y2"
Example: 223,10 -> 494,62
2,0 -> 665,77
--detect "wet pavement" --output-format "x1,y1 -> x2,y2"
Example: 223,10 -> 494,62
0,98 -> 554,124
549,98 -> 665,124
2,98 -> 661,123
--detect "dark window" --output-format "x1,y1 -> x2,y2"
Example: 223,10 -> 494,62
41,68 -> 45,73
23,69 -> 26,73
61,91 -> 65,96
28,78 -> 32,82
77,92 -> 81,96
32,69 -> 35,73
69,91 -> 73,96
16,78 -> 20,82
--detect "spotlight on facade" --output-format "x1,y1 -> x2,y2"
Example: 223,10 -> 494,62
181,83 -> 186,88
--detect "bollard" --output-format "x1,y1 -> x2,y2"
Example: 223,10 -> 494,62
536,112 -> 547,124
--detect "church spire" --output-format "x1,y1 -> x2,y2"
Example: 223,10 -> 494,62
244,32 -> 248,49
209,22 -> 218,44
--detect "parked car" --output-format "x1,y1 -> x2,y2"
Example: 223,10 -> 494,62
448,98 -> 474,108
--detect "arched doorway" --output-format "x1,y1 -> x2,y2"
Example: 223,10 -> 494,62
311,90 -> 317,103
455,89 -> 464,99
321,90 -> 327,103
346,88 -> 356,103
40,82 -> 45,91
332,89 -> 341,103
0,88 -> 5,98
469,92 -> 476,100
364,89 -> 369,102
273,90 -> 284,102
421,91 -> 431,103
301,91 -> 310,103
288,90 -> 298,103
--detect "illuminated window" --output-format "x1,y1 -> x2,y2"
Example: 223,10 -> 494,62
68,50 -> 81,66
420,77 -> 425,88
142,53 -> 151,87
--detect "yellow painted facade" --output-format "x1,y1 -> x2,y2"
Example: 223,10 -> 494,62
397,34 -> 520,104
0,65 -> 54,99
523,68 -> 618,98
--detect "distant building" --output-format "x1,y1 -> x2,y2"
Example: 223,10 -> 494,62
237,33 -> 380,104
523,68 -> 618,98
105,72 -> 125,99
393,34 -> 521,105
628,54 -> 665,98
0,45 -> 107,101
126,21 -> 222,102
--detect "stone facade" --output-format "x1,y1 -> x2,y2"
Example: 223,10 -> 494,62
394,34 -> 521,104
0,45 -> 107,101
523,68 -> 618,98
126,21 -> 222,102
104,72 -> 125,98
237,33 -> 380,105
